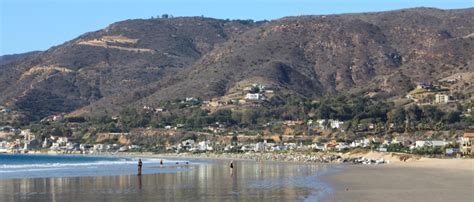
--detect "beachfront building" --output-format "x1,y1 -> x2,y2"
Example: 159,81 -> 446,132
50,143 -> 60,151
254,142 -> 265,152
178,139 -> 195,151
79,144 -> 93,151
0,141 -> 10,153
350,138 -> 371,148
197,140 -> 213,151
42,138 -> 52,148
460,132 -> 474,156
414,140 -> 447,148
93,144 -> 106,152
57,137 -> 69,145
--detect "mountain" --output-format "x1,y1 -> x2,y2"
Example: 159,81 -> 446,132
1,7 -> 473,122
0,51 -> 41,66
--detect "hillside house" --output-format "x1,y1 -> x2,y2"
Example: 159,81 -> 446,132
245,93 -> 263,100
315,119 -> 344,129
416,83 -> 437,91
0,106 -> 11,113
185,97 -> 199,102
435,94 -> 453,104
244,83 -> 267,92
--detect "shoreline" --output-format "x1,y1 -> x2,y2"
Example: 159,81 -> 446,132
10,150 -> 474,165
2,153 -> 472,201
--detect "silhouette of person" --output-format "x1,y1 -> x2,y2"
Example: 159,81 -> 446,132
138,159 -> 143,176
230,160 -> 234,177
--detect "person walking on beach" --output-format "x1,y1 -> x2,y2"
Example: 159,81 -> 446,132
137,159 -> 143,176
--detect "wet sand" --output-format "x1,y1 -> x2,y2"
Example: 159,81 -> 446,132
323,159 -> 474,202
0,159 -> 331,201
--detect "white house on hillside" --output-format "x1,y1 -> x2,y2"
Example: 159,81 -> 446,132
245,93 -> 263,100
315,119 -> 344,129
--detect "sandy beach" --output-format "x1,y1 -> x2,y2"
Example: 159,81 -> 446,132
322,158 -> 474,202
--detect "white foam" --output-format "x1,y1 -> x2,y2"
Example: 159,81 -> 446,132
0,158 -> 188,171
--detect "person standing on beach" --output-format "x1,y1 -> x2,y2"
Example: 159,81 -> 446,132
230,160 -> 234,176
137,159 -> 143,176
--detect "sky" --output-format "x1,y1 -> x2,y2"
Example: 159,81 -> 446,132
0,0 -> 472,55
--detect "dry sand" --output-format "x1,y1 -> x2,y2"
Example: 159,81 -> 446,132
322,158 -> 474,202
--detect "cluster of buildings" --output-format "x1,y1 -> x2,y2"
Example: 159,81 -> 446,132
0,129 -> 143,154
203,83 -> 274,109
143,105 -> 166,113
406,83 -> 457,104
161,132 -> 474,156
322,132 -> 474,156
0,128 -> 38,153
243,83 -> 273,101
0,106 -> 12,113
168,139 -> 305,153
45,139 -> 142,154
311,119 -> 345,130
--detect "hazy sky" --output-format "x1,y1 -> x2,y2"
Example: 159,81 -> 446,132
0,0 -> 472,55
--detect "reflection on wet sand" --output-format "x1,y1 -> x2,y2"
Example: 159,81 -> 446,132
137,175 -> 142,190
0,160 -> 329,201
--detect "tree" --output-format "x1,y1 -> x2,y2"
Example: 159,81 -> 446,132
422,106 -> 444,123
442,111 -> 461,124
181,133 -> 197,141
406,105 -> 422,122
387,108 -> 406,125
212,109 -> 235,125
317,102 -> 334,119
242,109 -> 259,125
119,108 -> 149,130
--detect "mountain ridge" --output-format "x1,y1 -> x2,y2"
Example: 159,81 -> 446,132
1,7 -> 473,123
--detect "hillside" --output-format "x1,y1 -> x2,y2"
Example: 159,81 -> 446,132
0,8 -> 473,122
0,51 -> 42,66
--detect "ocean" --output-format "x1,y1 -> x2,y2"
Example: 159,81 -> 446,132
0,154 -> 332,201
0,154 -> 192,179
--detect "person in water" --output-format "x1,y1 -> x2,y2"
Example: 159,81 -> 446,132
137,159 -> 143,176
160,159 -> 163,167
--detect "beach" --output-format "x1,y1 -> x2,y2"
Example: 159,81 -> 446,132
322,158 -> 474,202
1,153 -> 473,201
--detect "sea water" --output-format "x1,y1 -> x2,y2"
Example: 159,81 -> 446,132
0,154 -> 333,201
0,154 -> 192,179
